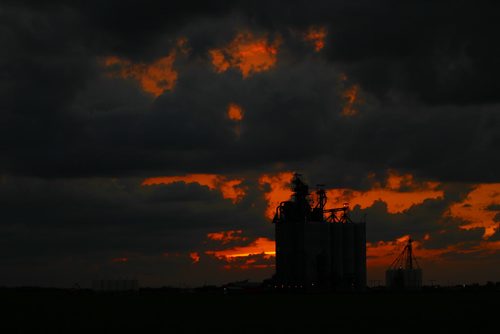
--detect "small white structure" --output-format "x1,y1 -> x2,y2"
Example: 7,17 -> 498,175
92,279 -> 139,292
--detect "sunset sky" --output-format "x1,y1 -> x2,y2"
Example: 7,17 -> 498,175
1,0 -> 499,287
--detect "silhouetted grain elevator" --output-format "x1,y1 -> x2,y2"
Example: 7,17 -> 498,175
272,174 -> 366,290
386,237 -> 422,289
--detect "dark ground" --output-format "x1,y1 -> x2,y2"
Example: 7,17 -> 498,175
2,288 -> 498,333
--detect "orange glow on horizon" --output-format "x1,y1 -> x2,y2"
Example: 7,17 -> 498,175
478,240 -> 500,252
227,103 -> 244,121
448,183 -> 500,239
222,259 -> 275,271
209,32 -> 281,78
142,174 -> 246,203
303,26 -> 327,51
258,171 -> 294,219
366,235 -> 455,268
367,235 -> 500,269
111,257 -> 128,263
206,237 -> 275,259
206,234 -> 275,271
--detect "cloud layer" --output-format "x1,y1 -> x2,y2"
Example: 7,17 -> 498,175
1,0 -> 499,287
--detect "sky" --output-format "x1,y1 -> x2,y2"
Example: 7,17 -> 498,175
1,0 -> 499,288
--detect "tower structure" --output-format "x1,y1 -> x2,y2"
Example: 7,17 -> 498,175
273,174 -> 366,290
385,237 -> 423,289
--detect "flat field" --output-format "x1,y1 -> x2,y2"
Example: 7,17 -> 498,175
2,288 -> 498,333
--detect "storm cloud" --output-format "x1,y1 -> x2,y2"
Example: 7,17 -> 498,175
1,0 -> 499,286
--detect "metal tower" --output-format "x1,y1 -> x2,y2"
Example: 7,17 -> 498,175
389,237 -> 420,270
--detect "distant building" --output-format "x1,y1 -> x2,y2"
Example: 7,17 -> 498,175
92,279 -> 139,292
273,174 -> 366,290
386,238 -> 423,289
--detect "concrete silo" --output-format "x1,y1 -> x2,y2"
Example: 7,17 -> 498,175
386,237 -> 423,290
273,173 -> 366,290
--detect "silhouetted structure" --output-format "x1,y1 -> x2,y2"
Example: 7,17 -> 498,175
92,279 -> 139,292
386,237 -> 422,289
272,174 -> 366,290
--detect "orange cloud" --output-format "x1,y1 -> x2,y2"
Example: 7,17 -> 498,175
206,233 -> 275,270
209,49 -> 230,72
257,170 -> 442,219
209,32 -> 281,78
227,103 -> 244,121
142,174 -> 246,204
219,179 -> 246,202
341,84 -> 360,116
101,38 -> 188,97
189,252 -> 200,264
143,174 -> 219,188
206,237 -> 275,259
102,53 -> 177,97
448,183 -> 500,239
326,171 -> 443,213
207,230 -> 247,245
258,171 -> 294,219
111,257 -> 128,263
303,26 -> 327,51
338,74 -> 363,116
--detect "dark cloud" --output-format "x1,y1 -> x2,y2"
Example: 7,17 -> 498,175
0,175 -> 274,286
2,0 -> 499,181
1,0 -> 499,286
